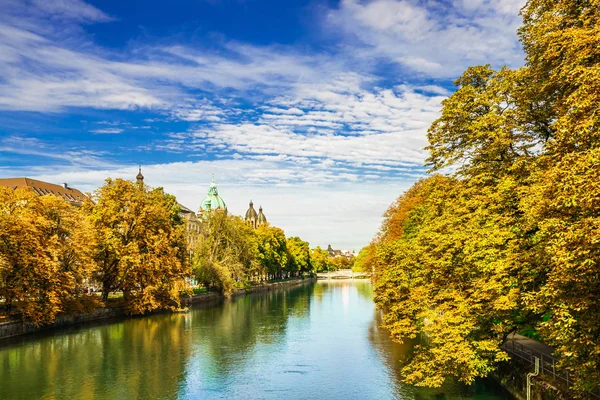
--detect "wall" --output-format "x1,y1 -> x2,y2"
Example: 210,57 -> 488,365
0,277 -> 316,341
493,359 -> 567,400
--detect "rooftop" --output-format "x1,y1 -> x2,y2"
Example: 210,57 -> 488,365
0,177 -> 88,206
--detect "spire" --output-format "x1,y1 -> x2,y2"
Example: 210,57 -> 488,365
136,165 -> 144,186
257,205 -> 267,226
208,174 -> 218,195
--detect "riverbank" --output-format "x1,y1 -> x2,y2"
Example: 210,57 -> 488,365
0,277 -> 316,341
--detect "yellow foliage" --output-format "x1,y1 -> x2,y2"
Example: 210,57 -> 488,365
86,179 -> 190,315
0,187 -> 97,325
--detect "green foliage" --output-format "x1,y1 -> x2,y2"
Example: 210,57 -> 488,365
255,225 -> 289,279
192,212 -> 258,295
287,237 -> 311,275
311,247 -> 334,272
191,216 -> 315,295
352,243 -> 376,273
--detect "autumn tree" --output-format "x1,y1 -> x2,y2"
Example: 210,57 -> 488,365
331,255 -> 353,270
371,0 -> 600,392
192,212 -> 258,295
310,247 -> 333,272
516,0 -> 600,390
352,243 -> 376,273
0,187 -> 95,325
86,178 -> 189,315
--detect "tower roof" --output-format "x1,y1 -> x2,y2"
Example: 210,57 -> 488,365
245,200 -> 258,220
257,205 -> 267,224
136,166 -> 144,181
199,175 -> 227,213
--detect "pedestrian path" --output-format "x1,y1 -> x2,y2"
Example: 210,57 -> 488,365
507,332 -> 555,357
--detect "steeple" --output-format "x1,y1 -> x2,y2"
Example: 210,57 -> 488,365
245,200 -> 258,228
207,173 -> 218,196
136,166 -> 144,186
257,205 -> 267,226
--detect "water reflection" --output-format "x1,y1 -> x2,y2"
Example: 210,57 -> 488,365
0,281 -> 511,400
0,313 -> 192,399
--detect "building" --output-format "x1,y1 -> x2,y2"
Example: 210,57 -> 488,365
0,177 -> 87,206
327,244 -> 355,260
179,203 -> 201,249
135,167 -> 202,249
198,175 -> 227,216
245,200 -> 267,229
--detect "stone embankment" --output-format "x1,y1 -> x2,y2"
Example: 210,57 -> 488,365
0,277 -> 316,341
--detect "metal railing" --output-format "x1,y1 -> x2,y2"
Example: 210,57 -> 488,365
502,335 -> 600,399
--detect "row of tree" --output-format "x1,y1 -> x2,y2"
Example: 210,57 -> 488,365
0,177 -> 349,325
364,0 -> 600,394
0,179 -> 189,324
191,212 -> 353,295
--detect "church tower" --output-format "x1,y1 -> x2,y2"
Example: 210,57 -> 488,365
245,200 -> 258,229
245,201 -> 267,229
257,205 -> 267,227
136,166 -> 144,187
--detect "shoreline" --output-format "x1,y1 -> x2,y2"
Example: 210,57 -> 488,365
0,277 -> 317,341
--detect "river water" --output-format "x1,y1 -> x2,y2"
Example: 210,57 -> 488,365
0,281 -> 511,399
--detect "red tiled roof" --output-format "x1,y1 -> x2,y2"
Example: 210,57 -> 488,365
0,177 -> 88,206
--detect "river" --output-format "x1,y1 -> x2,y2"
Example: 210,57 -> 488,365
0,280 -> 511,399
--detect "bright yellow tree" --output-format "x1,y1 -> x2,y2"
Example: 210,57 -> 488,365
86,178 -> 189,315
0,187 -> 95,325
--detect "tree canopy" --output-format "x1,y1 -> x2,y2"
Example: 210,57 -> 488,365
368,0 -> 600,392
86,178 -> 190,315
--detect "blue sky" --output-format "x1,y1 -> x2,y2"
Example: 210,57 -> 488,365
0,0 -> 525,250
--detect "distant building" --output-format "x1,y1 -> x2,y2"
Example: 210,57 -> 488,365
198,175 -> 227,216
180,205 -> 201,250
0,177 -> 88,206
327,244 -> 343,258
327,244 -> 355,259
245,200 -> 267,229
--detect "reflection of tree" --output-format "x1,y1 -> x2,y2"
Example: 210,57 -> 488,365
0,313 -> 192,399
189,283 -> 313,376
367,311 -> 509,399
312,279 -> 373,301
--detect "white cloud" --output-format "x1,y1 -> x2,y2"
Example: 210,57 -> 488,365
0,160 -> 417,250
0,0 -> 529,249
327,0 -> 526,78
90,128 -> 124,134
0,136 -> 117,168
29,0 -> 114,22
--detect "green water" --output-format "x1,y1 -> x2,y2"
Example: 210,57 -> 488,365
0,281 -> 512,399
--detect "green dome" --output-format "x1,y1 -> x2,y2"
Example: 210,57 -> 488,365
199,176 -> 227,214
